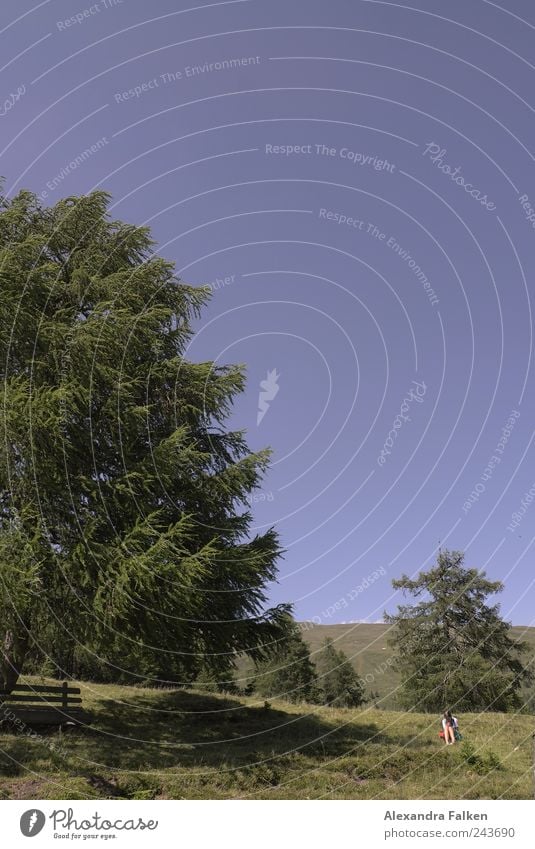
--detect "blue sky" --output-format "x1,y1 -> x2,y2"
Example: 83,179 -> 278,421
1,0 -> 534,625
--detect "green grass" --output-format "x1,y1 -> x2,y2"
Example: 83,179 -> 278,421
0,677 -> 533,800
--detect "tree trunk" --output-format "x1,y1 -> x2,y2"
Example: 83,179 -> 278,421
1,628 -> 29,693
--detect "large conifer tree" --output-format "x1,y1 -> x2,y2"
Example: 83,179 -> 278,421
385,549 -> 531,712
0,188 -> 289,689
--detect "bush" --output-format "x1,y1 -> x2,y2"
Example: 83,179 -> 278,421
458,742 -> 503,774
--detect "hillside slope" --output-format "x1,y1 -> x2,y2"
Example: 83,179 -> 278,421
0,680 -> 532,800
301,623 -> 535,710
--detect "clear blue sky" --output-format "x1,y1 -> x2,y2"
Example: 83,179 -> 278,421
1,0 -> 534,625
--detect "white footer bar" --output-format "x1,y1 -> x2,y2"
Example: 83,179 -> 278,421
3,799 -> 533,848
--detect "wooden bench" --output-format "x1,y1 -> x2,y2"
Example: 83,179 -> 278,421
0,682 -> 91,727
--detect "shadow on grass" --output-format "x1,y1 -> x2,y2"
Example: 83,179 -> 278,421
0,690 -> 383,799
82,689 -> 382,770
0,738 -> 37,778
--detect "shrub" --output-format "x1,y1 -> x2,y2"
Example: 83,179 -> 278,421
458,742 -> 503,774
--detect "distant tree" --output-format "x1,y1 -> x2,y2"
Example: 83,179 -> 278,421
368,689 -> 381,709
385,549 -> 532,712
194,665 -> 239,695
0,188 -> 291,690
253,621 -> 318,703
315,638 -> 366,707
520,675 -> 535,714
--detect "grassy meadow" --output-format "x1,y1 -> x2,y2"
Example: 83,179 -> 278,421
0,676 -> 533,801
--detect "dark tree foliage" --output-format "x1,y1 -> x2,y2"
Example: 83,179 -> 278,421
385,549 -> 532,712
253,620 -> 318,703
315,638 -> 366,708
0,188 -> 290,689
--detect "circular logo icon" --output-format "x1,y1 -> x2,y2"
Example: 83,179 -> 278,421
20,810 -> 46,837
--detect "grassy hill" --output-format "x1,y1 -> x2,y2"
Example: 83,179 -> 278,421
237,623 -> 535,711
299,622 -> 399,707
0,678 -> 533,800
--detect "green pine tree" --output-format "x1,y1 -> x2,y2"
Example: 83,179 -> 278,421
253,620 -> 318,703
0,188 -> 290,690
385,549 -> 532,712
315,638 -> 366,707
